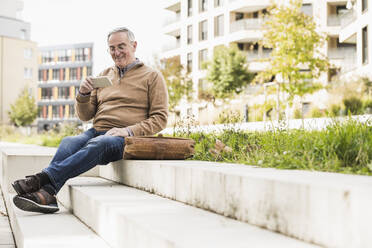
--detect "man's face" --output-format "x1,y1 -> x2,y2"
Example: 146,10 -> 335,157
108,32 -> 137,68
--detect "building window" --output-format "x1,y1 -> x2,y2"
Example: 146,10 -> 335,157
188,0 -> 193,16
52,69 -> 60,80
187,25 -> 193,44
187,53 -> 193,72
70,68 -> 77,80
41,88 -> 52,100
214,0 -> 223,7
58,87 -> 70,99
235,12 -> 244,21
199,0 -> 207,12
199,49 -> 208,69
215,15 -> 224,37
362,26 -> 368,64
362,0 -> 368,12
24,68 -> 32,79
20,29 -> 26,40
24,48 -> 32,59
301,3 -> 313,16
199,20 -> 208,41
69,104 -> 75,118
87,67 -> 92,76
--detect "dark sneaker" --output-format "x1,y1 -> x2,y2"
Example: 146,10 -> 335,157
13,188 -> 59,214
12,175 -> 41,195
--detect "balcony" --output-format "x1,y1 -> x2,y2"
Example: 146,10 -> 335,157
246,50 -> 271,62
340,9 -> 356,28
327,14 -> 342,26
328,47 -> 357,72
228,0 -> 270,12
163,0 -> 181,12
161,39 -> 181,52
230,18 -> 264,33
163,12 -> 181,26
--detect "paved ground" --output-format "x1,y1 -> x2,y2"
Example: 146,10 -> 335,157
0,189 -> 15,247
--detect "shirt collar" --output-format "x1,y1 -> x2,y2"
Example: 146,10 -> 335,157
116,58 -> 141,78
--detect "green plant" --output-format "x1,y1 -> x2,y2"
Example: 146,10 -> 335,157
216,110 -> 243,124
256,0 -> 329,104
309,107 -> 324,118
363,99 -> 372,114
204,44 -> 255,99
293,108 -> 302,119
328,104 -> 342,117
8,87 -> 38,127
157,56 -> 193,112
343,97 -> 363,115
179,118 -> 372,175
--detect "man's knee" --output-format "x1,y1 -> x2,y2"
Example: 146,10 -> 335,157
59,136 -> 75,147
87,135 -> 121,146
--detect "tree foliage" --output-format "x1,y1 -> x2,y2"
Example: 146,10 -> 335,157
256,0 -> 329,102
204,45 -> 255,99
8,87 -> 38,127
159,56 -> 193,112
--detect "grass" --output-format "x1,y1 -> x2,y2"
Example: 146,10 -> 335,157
1,118 -> 371,176
178,118 -> 372,175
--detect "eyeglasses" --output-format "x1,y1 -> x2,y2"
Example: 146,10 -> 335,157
107,46 -> 126,54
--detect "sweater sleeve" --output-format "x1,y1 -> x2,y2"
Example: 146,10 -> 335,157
126,71 -> 168,136
75,89 -> 98,121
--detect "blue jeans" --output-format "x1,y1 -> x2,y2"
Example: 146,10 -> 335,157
42,128 -> 125,194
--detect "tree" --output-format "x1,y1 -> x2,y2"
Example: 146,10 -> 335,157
204,45 -> 255,99
8,87 -> 38,127
256,0 -> 329,103
158,56 -> 193,113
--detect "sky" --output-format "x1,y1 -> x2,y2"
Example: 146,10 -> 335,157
21,0 -> 167,75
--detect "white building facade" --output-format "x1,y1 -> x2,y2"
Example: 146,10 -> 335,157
340,0 -> 371,77
161,0 -> 362,122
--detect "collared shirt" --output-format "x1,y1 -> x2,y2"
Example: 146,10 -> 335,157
117,58 -> 141,78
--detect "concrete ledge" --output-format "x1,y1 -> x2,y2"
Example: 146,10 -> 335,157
60,177 -> 319,248
0,143 -> 98,194
99,160 -> 372,248
4,193 -> 110,248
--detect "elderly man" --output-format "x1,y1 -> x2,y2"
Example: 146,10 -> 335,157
12,27 -> 169,213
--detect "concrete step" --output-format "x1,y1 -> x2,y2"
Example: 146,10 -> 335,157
58,177 -> 319,248
0,143 -> 98,195
99,160 -> 372,248
4,193 -> 111,248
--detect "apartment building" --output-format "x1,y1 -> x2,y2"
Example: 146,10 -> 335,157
0,0 -> 38,125
161,0 -> 357,122
339,0 -> 371,77
37,43 -> 93,131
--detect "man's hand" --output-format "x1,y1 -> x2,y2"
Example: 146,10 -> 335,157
105,127 -> 129,137
79,77 -> 94,95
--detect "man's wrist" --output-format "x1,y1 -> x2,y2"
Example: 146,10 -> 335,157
126,127 -> 134,137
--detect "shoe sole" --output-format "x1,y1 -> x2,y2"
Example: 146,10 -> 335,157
13,195 -> 59,214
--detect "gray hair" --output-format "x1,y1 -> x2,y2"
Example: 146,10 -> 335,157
107,27 -> 136,42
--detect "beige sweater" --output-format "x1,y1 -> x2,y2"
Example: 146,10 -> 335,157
75,63 -> 168,136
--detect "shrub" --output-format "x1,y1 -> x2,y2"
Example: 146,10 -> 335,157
328,104 -> 342,117
363,100 -> 372,114
216,110 -> 243,124
309,107 -> 324,118
293,108 -> 302,119
343,97 -> 363,115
